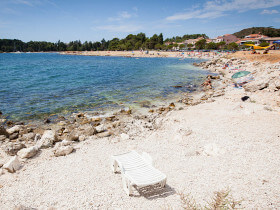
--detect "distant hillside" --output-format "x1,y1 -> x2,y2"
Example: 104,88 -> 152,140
233,27 -> 280,38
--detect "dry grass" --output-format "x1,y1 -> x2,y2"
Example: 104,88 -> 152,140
179,189 -> 242,210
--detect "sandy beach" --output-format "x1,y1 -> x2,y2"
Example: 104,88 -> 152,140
1,51 -> 280,209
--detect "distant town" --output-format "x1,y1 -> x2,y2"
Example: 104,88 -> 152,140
0,27 -> 279,52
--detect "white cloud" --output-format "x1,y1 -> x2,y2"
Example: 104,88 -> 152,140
261,9 -> 279,14
108,11 -> 135,22
166,0 -> 280,21
119,11 -> 131,19
96,24 -> 142,33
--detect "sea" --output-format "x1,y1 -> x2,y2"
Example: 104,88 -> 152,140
0,53 -> 210,122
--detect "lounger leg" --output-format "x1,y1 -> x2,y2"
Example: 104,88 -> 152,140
122,176 -> 133,196
111,159 -> 118,173
160,178 -> 167,188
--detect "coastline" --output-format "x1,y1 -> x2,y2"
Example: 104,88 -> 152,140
60,50 -> 229,59
1,52 -> 280,208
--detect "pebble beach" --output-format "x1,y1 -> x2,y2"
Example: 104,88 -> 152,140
1,51 -> 280,209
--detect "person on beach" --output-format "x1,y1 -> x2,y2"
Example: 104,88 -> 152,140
202,75 -> 212,90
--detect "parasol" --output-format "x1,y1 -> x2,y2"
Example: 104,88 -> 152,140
231,71 -> 251,79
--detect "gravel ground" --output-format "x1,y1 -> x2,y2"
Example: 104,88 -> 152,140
1,88 -> 280,209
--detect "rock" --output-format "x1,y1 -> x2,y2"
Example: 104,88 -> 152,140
119,107 -> 132,115
78,135 -> 86,141
44,118 -> 51,124
17,146 -> 39,159
36,130 -> 57,149
95,124 -> 107,133
54,146 -> 74,157
21,133 -> 36,141
78,124 -> 97,136
61,140 -> 72,146
9,132 -> 19,140
0,126 -> 8,137
34,133 -> 41,142
120,133 -> 130,140
3,156 -> 21,173
209,75 -> 220,79
97,131 -> 111,138
243,78 -> 269,92
105,115 -> 116,121
68,129 -> 79,141
172,85 -> 183,88
4,142 -> 26,156
169,103 -> 175,109
76,113 -> 84,118
6,125 -> 22,135
0,135 -> 6,141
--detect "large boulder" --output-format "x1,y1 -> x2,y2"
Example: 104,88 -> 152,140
78,124 -> 97,136
243,77 -> 269,92
54,146 -> 74,157
36,130 -> 57,149
17,146 -> 39,159
4,142 -> 26,156
67,129 -> 79,141
3,156 -> 21,173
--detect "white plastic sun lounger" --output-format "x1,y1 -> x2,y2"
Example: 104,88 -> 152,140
111,150 -> 167,196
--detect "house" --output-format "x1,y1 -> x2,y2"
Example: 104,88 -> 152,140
262,37 -> 280,45
237,33 -> 269,45
213,34 -> 238,44
184,37 -> 204,46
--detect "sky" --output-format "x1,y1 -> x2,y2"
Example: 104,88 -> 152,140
0,0 -> 280,42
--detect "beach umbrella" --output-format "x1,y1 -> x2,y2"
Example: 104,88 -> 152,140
273,40 -> 280,44
231,71 -> 251,79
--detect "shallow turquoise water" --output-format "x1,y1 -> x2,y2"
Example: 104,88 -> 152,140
0,53 -> 209,121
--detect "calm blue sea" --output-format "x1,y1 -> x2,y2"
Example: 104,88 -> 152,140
0,53 -> 209,121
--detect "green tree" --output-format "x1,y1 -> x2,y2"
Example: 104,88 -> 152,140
179,44 -> 185,49
195,39 -> 206,50
187,43 -> 193,49
167,44 -> 173,50
158,33 -> 164,45
227,42 -> 239,51
205,42 -> 217,50
217,41 -> 226,49
154,43 -> 162,50
259,41 -> 269,47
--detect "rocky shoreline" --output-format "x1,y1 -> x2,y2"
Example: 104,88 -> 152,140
1,54 -> 279,174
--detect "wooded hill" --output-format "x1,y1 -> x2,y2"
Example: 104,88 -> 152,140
233,27 -> 280,38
